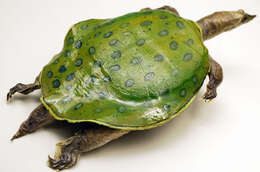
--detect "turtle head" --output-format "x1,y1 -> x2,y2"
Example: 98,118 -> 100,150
234,9 -> 256,26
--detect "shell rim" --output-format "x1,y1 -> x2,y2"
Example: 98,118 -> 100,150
40,94 -> 197,130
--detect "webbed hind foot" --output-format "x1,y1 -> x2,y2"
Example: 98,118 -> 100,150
7,75 -> 41,101
48,126 -> 129,170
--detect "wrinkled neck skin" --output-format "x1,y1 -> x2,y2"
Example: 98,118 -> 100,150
197,10 -> 256,41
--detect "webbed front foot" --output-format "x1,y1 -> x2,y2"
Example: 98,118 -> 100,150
7,76 -> 41,101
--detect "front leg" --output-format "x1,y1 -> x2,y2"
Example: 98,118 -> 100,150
203,56 -> 223,101
48,125 -> 130,170
7,75 -> 41,101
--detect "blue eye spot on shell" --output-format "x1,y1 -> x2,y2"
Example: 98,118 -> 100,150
66,73 -> 75,81
186,39 -> 194,46
59,65 -> 67,73
53,59 -> 59,64
95,108 -> 102,113
192,75 -> 198,84
47,71 -> 53,78
74,103 -> 83,110
74,40 -> 82,49
176,21 -> 185,29
80,24 -> 88,30
170,41 -> 178,50
66,85 -> 72,91
109,39 -> 119,46
94,60 -> 102,67
75,58 -> 83,67
158,30 -> 169,36
67,37 -> 74,45
183,53 -> 193,61
154,54 -> 164,62
99,91 -> 107,99
130,57 -> 142,65
136,39 -> 146,46
109,64 -> 121,72
160,15 -> 168,19
117,106 -> 126,113
125,79 -> 135,87
64,50 -> 71,57
88,47 -> 96,55
110,50 -> 121,59
144,72 -> 155,81
140,20 -> 152,27
104,31 -> 113,38
102,76 -> 111,82
120,23 -> 129,28
163,104 -> 171,113
179,88 -> 187,97
52,79 -> 60,88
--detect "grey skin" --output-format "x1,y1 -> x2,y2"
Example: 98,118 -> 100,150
7,6 -> 255,170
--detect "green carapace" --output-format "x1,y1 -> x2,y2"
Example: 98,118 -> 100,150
40,9 -> 209,129
9,6 -> 255,170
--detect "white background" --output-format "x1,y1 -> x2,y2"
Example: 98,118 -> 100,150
0,0 -> 260,171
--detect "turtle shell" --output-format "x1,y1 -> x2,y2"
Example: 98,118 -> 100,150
40,9 -> 209,130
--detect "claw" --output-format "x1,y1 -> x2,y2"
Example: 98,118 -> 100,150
48,138 -> 81,170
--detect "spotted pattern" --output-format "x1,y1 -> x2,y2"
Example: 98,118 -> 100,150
144,72 -> 155,81
102,76 -> 111,82
187,39 -> 194,46
80,24 -> 88,30
192,75 -> 198,84
170,41 -> 178,50
183,53 -> 193,61
176,21 -> 185,29
125,79 -> 135,87
140,20 -> 152,27
59,65 -> 67,73
154,54 -> 164,62
130,57 -> 142,65
67,37 -> 74,45
109,64 -> 121,71
47,71 -> 53,78
52,79 -> 60,88
104,31 -> 113,38
74,103 -> 83,110
94,61 -> 102,68
88,47 -> 96,55
75,58 -> 83,67
136,39 -> 145,46
66,73 -> 75,81
120,23 -> 129,28
158,30 -> 169,36
117,106 -> 126,113
111,50 -> 121,59
64,50 -> 71,57
99,91 -> 107,99
179,88 -> 187,97
163,104 -> 171,113
160,15 -> 168,19
109,39 -> 118,46
95,108 -> 102,113
74,40 -> 82,49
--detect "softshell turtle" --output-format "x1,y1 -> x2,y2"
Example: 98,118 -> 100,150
7,6 -> 255,170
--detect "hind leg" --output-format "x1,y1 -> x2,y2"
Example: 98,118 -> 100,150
11,104 -> 55,140
7,75 -> 41,101
48,125 -> 130,170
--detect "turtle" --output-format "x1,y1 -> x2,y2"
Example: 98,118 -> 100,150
7,6 -> 255,170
